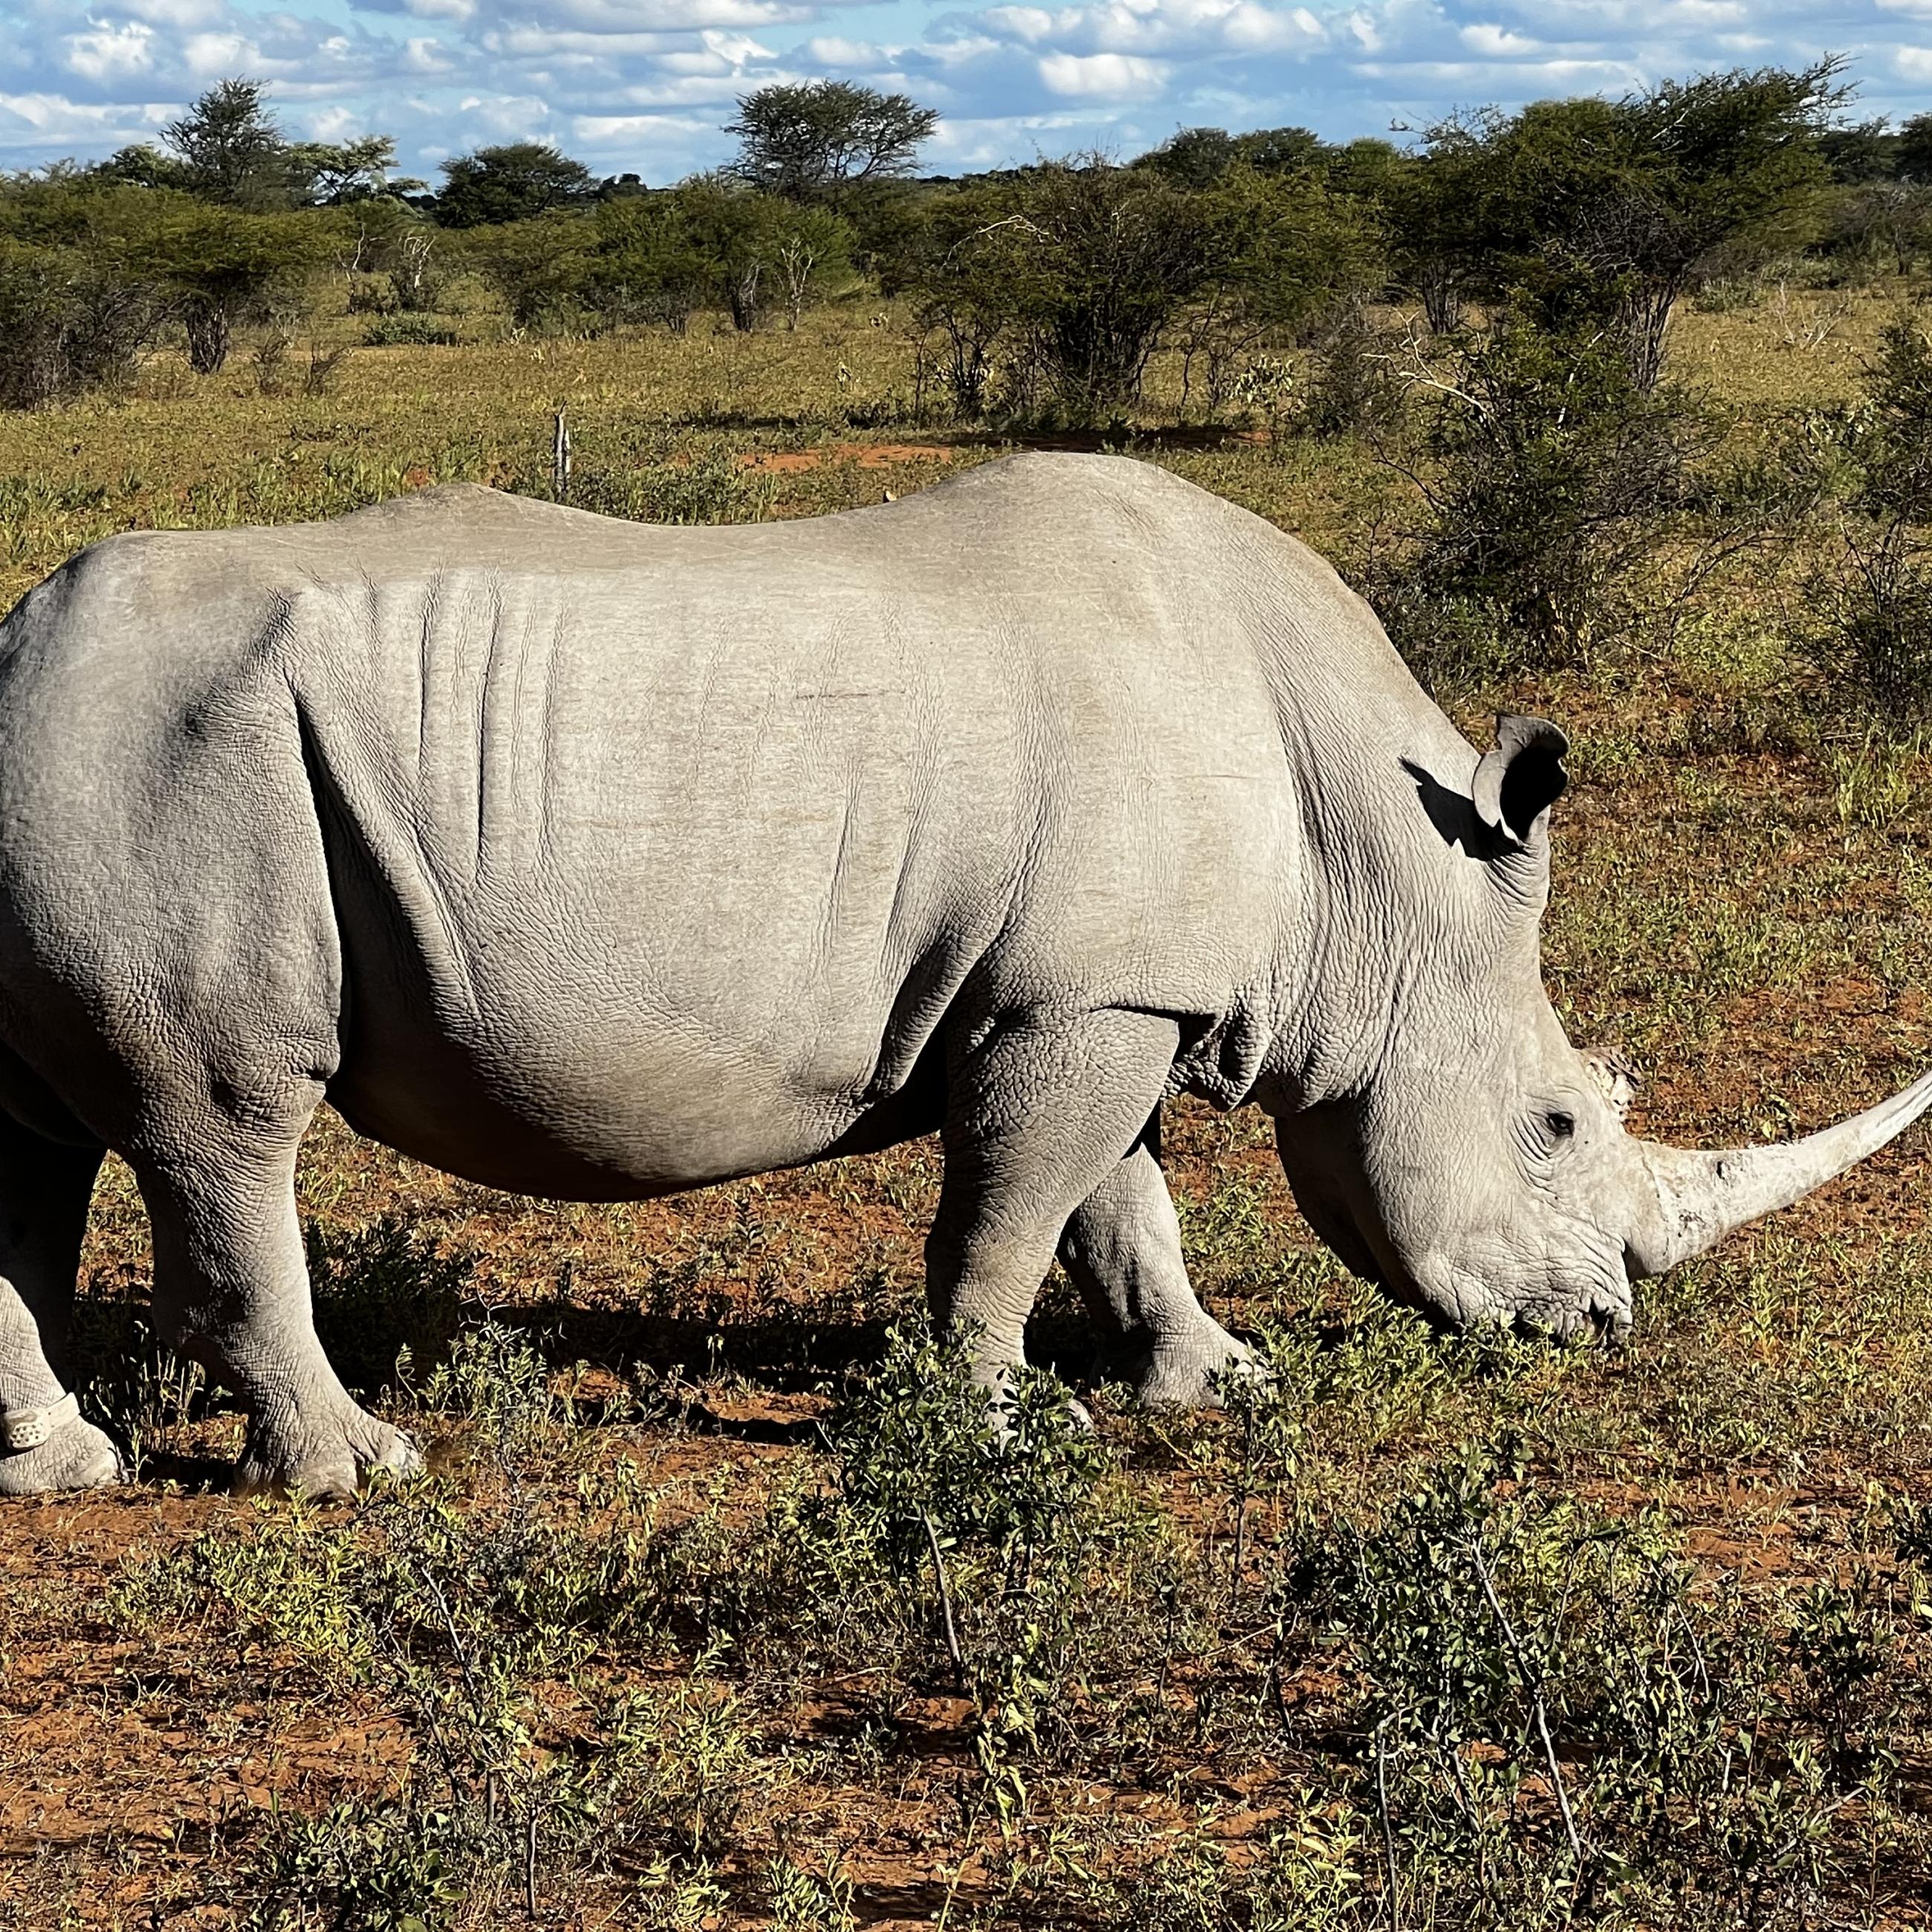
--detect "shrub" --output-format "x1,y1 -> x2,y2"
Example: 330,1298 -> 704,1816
1297,299 -> 1406,440
1812,517 -> 1932,724
0,238 -> 161,409
1266,1445 -> 1904,1928
1806,314 -> 1932,724
823,1324 -> 1109,1583
467,213 -> 592,333
1384,314 -> 1722,668
133,201 -> 323,374
565,447 -> 773,525
667,179 -> 852,334
112,1324 -> 748,1921
305,1216 -> 470,1399
1424,62 -> 1843,390
908,162 -> 1208,423
0,180 -> 181,406
907,159 -> 1382,426
583,194 -> 707,332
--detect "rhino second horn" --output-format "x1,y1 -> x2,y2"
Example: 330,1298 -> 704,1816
1627,1068 -> 1932,1277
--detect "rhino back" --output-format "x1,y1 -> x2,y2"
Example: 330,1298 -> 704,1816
0,456 -> 1430,1192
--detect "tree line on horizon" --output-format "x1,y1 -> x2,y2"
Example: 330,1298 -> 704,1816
13,62 -> 1932,728
2,61 -> 1928,403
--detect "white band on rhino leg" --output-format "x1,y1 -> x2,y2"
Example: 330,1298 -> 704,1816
1,1389 -> 79,1451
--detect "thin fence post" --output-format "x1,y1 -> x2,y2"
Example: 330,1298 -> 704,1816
552,407 -> 571,500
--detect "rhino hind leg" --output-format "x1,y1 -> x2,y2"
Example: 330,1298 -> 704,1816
925,1008 -> 1184,1395
0,1115 -> 119,1494
1058,1125 -> 1257,1407
139,1112 -> 420,1501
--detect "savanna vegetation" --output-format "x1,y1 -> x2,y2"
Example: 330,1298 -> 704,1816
7,52 -> 1932,1932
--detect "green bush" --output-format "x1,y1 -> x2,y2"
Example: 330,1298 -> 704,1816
582,194 -> 707,331
305,1216 -> 469,1398
673,178 -> 853,333
1806,314 -> 1932,724
466,213 -> 592,333
565,447 -> 773,525
112,1323 -> 748,1921
0,237 -> 161,409
907,159 -> 1381,426
1262,1444 -> 1902,1928
1385,314 -> 1721,669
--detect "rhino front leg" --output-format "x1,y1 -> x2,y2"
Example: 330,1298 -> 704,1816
1058,1121 -> 1257,1407
139,1121 -> 419,1500
0,1115 -> 120,1494
926,1008 -> 1181,1393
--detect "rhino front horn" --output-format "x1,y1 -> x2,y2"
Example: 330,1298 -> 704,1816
1627,1069 -> 1932,1277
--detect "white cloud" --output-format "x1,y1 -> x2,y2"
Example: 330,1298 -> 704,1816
981,6 -> 1060,39
119,0 -> 225,25
797,33 -> 886,62
401,33 -> 458,68
486,24 -> 682,51
0,87 -> 172,146
179,27 -> 262,70
1222,2 -> 1327,50
1038,48 -> 1164,91
63,19 -> 157,78
488,0 -> 806,30
1459,21 -> 1539,53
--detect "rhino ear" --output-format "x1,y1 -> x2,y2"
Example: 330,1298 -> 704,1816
1473,715 -> 1569,847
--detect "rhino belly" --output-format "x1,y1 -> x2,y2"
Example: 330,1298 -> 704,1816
324,973 -> 933,1202
316,827 -> 966,1202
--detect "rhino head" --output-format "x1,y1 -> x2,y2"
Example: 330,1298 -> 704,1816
1271,714 -> 1932,1341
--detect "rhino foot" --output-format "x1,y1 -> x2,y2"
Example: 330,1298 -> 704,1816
1136,1323 -> 1267,1409
0,1405 -> 123,1495
234,1397 -> 422,1502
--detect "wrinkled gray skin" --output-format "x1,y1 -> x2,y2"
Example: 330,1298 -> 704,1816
0,454 -> 1925,1498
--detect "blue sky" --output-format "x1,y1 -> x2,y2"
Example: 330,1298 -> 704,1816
4,0 -> 1932,182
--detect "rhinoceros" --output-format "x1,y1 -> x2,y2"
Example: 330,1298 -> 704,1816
0,453 -> 1923,1497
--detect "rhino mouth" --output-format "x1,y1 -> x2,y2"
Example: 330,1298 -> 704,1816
1511,1297 -> 1631,1347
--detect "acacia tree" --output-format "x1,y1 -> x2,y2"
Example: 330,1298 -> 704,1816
905,162 -> 1213,420
290,135 -> 422,206
584,195 -> 707,331
1899,114 -> 1932,184
435,143 -> 594,227
770,203 -> 852,327
907,157 -> 1384,424
0,180 -> 178,405
103,81 -> 416,210
1133,125 -> 1327,187
725,82 -> 937,206
1432,61 -> 1844,387
1178,163 -> 1386,416
467,214 -> 592,330
164,78 -> 290,207
141,202 -> 321,371
670,178 -> 852,331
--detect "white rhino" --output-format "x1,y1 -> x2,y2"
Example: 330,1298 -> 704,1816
0,454 -> 1922,1497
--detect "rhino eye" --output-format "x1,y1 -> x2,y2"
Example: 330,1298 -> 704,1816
1547,1111 -> 1577,1141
